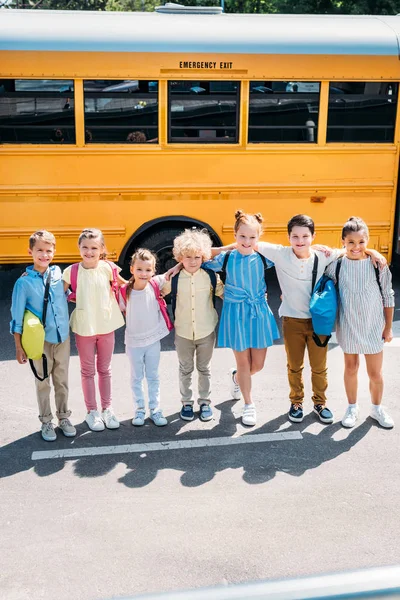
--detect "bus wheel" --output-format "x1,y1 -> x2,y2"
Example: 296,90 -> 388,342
129,227 -> 185,275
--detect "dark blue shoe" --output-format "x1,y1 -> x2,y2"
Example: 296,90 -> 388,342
288,403 -> 304,423
313,404 -> 334,424
199,404 -> 213,422
180,404 -> 194,421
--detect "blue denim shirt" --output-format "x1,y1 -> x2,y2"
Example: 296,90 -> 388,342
10,265 -> 70,344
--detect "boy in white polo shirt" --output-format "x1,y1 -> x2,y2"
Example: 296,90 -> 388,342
258,215 -> 340,424
258,214 -> 385,424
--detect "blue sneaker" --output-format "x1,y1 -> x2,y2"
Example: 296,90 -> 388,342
288,403 -> 304,423
313,404 -> 334,424
180,404 -> 194,421
199,404 -> 213,422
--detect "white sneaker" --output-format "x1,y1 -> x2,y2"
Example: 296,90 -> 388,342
229,368 -> 241,400
85,410 -> 105,432
370,405 -> 394,429
341,404 -> 359,428
150,410 -> 168,427
41,422 -> 57,442
132,410 -> 146,427
102,407 -> 120,429
242,403 -> 257,427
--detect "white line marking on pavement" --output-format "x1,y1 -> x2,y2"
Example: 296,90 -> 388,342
31,431 -> 302,461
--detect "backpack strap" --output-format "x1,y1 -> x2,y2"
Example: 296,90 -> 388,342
149,278 -> 174,331
219,250 -> 231,284
170,273 -> 180,320
105,259 -> 120,302
68,263 -> 79,302
201,266 -> 217,308
374,264 -> 383,296
311,253 -> 319,294
29,269 -> 51,382
255,251 -> 269,288
335,257 -> 342,289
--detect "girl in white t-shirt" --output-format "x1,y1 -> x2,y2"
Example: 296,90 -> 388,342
120,248 -> 170,427
63,228 -> 125,432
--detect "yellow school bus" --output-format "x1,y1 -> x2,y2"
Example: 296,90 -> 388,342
1,8 -> 400,271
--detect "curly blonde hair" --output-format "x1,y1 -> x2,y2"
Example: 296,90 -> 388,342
173,229 -> 212,262
234,209 -> 263,235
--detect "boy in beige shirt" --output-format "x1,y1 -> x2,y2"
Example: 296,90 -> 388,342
163,229 -> 223,421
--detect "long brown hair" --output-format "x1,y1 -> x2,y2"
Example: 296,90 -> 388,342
126,248 -> 157,298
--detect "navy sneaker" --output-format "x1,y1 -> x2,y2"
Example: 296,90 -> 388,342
313,404 -> 334,424
180,404 -> 194,421
288,402 -> 304,423
199,404 -> 213,422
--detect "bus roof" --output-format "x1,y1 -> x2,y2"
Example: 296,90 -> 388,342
1,10 -> 400,56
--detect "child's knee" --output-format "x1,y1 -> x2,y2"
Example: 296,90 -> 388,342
369,370 -> 383,385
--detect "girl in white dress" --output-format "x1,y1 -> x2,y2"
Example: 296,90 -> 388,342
325,217 -> 395,429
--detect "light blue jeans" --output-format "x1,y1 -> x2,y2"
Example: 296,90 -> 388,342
126,341 -> 161,413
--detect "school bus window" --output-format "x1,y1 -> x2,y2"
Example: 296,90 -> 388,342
248,81 -> 320,143
168,80 -> 239,143
0,79 -> 75,144
83,80 -> 158,144
327,82 -> 398,143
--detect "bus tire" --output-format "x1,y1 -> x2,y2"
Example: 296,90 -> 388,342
124,226 -> 185,276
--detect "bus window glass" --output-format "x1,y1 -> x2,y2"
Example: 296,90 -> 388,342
84,80 -> 158,143
0,79 -> 75,144
248,81 -> 320,143
168,81 -> 239,143
327,82 -> 398,143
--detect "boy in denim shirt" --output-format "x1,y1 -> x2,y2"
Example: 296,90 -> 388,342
10,230 -> 75,441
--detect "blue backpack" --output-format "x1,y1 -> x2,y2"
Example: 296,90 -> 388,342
309,254 -> 337,348
310,256 -> 383,347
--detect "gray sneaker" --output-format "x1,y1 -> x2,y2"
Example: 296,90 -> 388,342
58,418 -> 76,437
41,422 -> 57,442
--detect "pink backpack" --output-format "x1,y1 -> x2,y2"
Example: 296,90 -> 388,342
120,279 -> 173,332
67,260 -> 120,303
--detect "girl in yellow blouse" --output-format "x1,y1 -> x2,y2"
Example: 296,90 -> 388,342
63,228 -> 125,432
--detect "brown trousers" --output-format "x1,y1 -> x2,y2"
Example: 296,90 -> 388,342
33,338 -> 71,423
282,317 -> 328,405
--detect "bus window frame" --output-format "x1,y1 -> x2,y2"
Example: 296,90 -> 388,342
0,77 -> 76,145
167,80 -> 241,145
82,79 -> 159,145
247,80 -> 321,145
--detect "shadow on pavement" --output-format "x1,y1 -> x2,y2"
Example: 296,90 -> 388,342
0,399 -> 375,487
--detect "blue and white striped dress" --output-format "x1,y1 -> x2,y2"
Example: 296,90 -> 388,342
204,250 -> 280,351
325,257 -> 395,354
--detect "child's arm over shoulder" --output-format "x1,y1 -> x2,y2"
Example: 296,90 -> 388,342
257,242 -> 284,262
158,273 -> 172,296
202,251 -> 228,272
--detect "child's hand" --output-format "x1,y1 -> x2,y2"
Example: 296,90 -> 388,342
165,263 -> 182,281
367,248 -> 387,268
383,327 -> 393,343
312,244 -> 332,257
16,347 -> 27,364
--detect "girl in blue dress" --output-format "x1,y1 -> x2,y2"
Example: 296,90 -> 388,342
204,210 -> 279,426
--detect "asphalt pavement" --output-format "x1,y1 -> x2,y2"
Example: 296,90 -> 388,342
1,266 -> 400,600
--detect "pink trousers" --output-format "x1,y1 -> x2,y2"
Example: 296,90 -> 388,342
75,332 -> 115,411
